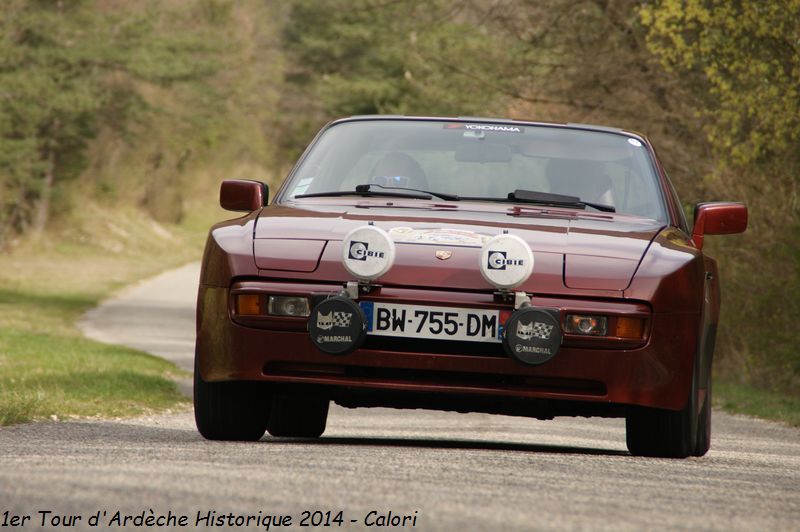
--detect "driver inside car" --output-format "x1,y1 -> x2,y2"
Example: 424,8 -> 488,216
369,151 -> 429,190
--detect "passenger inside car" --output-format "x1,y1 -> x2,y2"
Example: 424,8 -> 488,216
545,158 -> 615,206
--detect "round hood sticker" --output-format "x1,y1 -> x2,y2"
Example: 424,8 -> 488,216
479,233 -> 534,289
308,296 -> 367,355
502,307 -> 561,365
342,225 -> 396,281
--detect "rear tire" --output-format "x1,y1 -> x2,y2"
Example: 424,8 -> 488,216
194,354 -> 271,441
693,384 -> 712,456
266,393 -> 329,438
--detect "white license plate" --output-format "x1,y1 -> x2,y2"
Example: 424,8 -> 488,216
359,301 -> 504,343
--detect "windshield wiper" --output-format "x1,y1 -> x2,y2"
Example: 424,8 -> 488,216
296,185 -> 432,200
357,184 -> 460,201
507,189 -> 616,213
296,185 -> 614,212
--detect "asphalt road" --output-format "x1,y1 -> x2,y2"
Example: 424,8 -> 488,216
1,263 -> 798,531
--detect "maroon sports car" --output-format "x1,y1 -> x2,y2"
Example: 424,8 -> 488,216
194,116 -> 747,457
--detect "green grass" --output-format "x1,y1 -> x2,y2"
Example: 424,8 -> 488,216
714,379 -> 800,427
0,330 -> 187,425
0,206 -> 213,426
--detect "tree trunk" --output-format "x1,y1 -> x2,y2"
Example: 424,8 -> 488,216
33,2 -> 63,234
33,120 -> 59,233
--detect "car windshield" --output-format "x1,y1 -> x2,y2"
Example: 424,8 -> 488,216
281,119 -> 667,220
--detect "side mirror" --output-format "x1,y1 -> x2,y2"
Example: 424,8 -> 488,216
220,180 -> 267,212
691,202 -> 747,250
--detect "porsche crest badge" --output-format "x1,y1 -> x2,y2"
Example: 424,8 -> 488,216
435,250 -> 452,260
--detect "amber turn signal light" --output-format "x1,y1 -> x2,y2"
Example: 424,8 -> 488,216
615,317 -> 645,338
235,294 -> 262,316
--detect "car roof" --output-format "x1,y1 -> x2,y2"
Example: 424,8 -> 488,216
330,115 -> 648,142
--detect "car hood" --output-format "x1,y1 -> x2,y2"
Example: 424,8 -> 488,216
254,201 -> 665,293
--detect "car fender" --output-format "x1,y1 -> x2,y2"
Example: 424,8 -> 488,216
199,213 -> 260,288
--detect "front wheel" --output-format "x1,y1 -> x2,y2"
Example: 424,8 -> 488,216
194,354 -> 271,441
625,402 -> 696,458
266,393 -> 329,438
626,373 -> 699,458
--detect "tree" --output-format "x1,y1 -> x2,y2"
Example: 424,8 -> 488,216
641,0 -> 800,166
278,0 -> 511,161
280,0 -> 707,190
642,0 -> 800,392
0,0 -> 220,242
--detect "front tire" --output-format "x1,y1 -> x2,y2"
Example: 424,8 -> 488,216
626,370 -> 699,458
266,393 -> 329,438
625,402 -> 696,458
194,354 -> 271,441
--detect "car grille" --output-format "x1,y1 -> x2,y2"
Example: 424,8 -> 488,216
263,361 -> 608,397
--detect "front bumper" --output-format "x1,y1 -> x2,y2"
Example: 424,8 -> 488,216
197,282 -> 697,412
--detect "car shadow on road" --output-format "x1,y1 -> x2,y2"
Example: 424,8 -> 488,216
8,420 -> 628,457
263,436 -> 630,457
